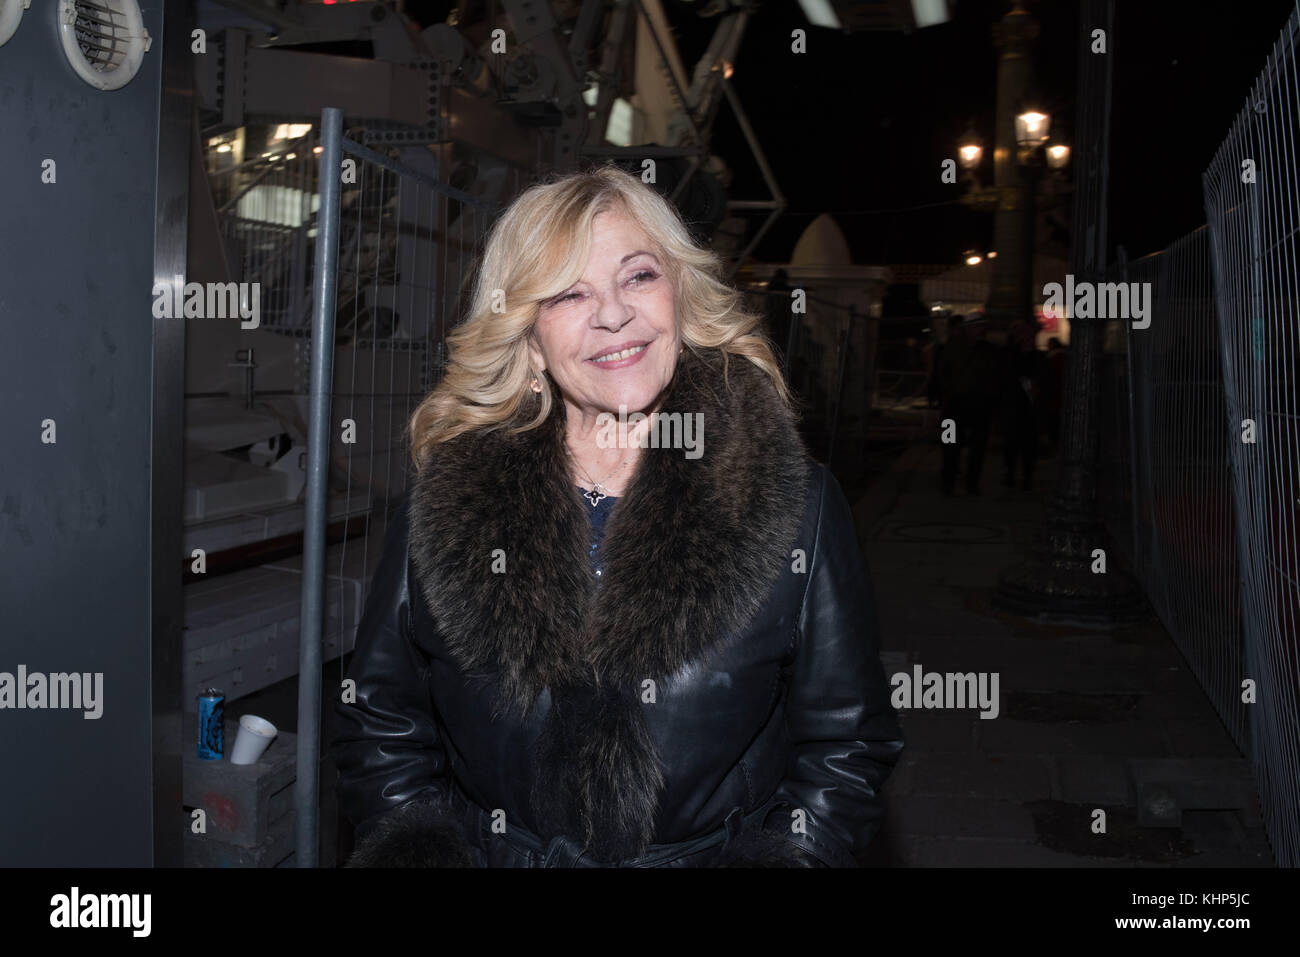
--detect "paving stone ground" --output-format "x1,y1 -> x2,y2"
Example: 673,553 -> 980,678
851,444 -> 1275,868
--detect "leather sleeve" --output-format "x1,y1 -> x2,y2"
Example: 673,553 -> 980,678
760,467 -> 904,867
332,494 -> 455,844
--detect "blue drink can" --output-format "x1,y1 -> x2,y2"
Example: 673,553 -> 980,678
198,689 -> 225,760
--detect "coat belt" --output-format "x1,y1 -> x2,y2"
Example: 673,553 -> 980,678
448,784 -> 761,867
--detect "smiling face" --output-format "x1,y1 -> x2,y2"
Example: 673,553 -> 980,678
527,206 -> 680,426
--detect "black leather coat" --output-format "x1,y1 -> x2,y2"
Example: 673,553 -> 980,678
332,348 -> 903,867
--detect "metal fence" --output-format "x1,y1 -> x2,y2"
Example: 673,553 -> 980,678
1203,3 -> 1300,868
1099,229 -> 1248,761
739,279 -> 881,476
208,132 -> 322,332
294,109 -> 501,864
1097,3 -> 1300,866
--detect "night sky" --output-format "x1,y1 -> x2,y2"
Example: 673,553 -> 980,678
670,0 -> 1299,266
398,1 -> 1300,267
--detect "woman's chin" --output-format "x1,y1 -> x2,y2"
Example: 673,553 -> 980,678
590,390 -> 663,419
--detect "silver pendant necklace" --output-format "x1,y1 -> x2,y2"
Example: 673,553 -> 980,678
571,449 -> 631,506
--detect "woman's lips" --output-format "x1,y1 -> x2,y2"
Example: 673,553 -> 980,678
588,343 -> 649,370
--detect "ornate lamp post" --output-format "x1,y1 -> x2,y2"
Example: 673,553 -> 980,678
1011,99 -> 1051,328
982,1 -> 1039,328
993,5 -> 1144,625
949,3 -> 1140,624
956,101 -> 1070,324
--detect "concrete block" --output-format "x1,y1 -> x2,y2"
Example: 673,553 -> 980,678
183,713 -> 295,848
183,819 -> 294,867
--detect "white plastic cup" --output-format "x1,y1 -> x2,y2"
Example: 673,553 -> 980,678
229,714 -> 277,765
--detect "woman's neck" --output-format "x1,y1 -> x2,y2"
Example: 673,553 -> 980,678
564,404 -> 654,496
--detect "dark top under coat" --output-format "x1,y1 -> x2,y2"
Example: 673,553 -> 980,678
581,488 -> 618,578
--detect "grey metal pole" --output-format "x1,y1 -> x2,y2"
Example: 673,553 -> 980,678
295,106 -> 344,867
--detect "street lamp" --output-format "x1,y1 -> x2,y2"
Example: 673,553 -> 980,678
956,129 -> 997,212
958,127 -> 984,171
956,106 -> 1070,331
1015,101 -> 1055,161
1015,107 -> 1051,153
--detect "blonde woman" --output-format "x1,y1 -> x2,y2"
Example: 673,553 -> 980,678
332,165 -> 902,867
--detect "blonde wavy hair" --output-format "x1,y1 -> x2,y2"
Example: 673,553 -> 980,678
408,163 -> 789,467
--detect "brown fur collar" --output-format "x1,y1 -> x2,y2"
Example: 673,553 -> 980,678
408,346 -> 811,859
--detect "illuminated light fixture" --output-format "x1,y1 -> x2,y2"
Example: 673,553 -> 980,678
313,145 -> 323,155
911,0 -> 950,28
605,97 -> 634,147
958,122 -> 982,169
216,143 -> 231,153
57,0 -> 151,91
965,253 -> 983,266
797,0 -> 840,29
0,0 -> 32,48
271,122 -> 312,142
285,153 -> 296,160
1015,109 -> 1050,147
1046,143 -> 1070,169
987,251 -> 998,259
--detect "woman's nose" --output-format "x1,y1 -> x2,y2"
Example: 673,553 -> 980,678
592,290 -> 633,330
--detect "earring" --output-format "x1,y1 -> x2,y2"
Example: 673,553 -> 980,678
530,376 -> 543,393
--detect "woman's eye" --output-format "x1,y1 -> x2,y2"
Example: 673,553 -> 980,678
545,271 -> 655,307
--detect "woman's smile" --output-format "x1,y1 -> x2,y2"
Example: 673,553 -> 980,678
588,341 -> 651,369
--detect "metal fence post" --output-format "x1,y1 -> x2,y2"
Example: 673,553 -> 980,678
295,106 -> 344,867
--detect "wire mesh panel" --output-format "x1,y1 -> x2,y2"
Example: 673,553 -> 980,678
1113,231 -> 1247,760
1097,331 -> 1134,564
1203,3 -> 1300,868
209,134 -> 322,332
326,140 -> 500,658
739,279 -> 879,473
